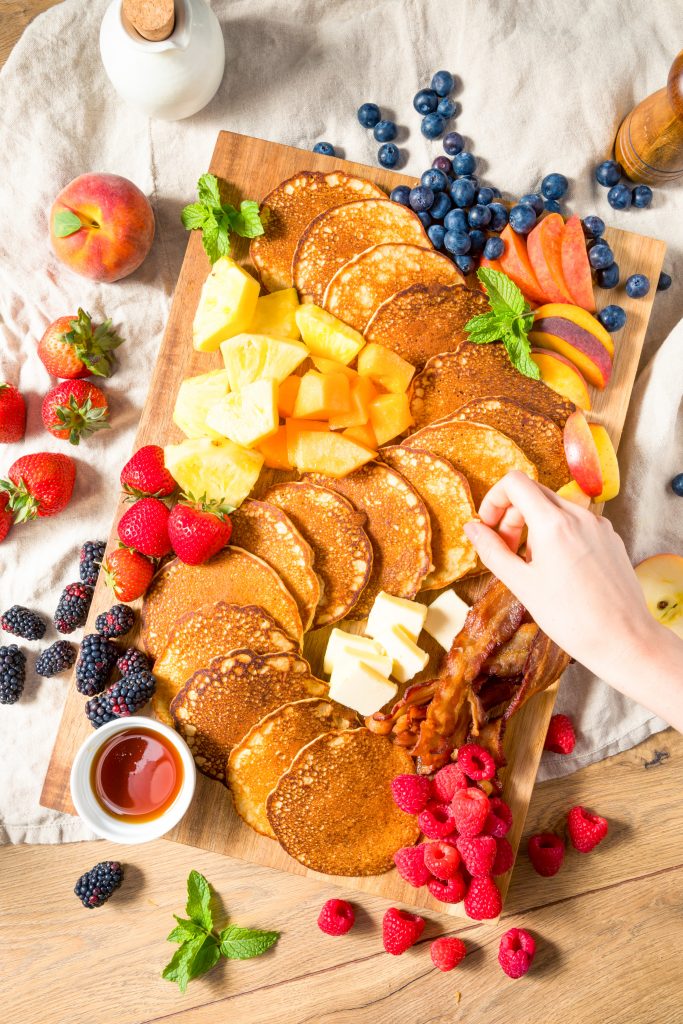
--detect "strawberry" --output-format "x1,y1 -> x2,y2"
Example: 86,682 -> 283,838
102,548 -> 154,602
118,497 -> 172,558
0,383 -> 26,443
41,380 -> 109,445
0,452 -> 75,521
0,492 -> 13,543
37,310 -> 124,379
120,445 -> 176,499
167,499 -> 232,565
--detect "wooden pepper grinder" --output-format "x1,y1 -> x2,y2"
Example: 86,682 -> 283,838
121,0 -> 175,42
615,49 -> 683,184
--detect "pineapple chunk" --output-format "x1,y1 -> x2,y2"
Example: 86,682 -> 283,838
249,288 -> 301,339
164,437 -> 263,507
369,393 -> 412,445
257,425 -> 291,470
357,343 -> 415,393
192,257 -> 260,353
329,376 -> 378,429
311,356 -> 358,380
205,379 -> 278,449
285,419 -> 329,464
173,369 -> 231,439
295,305 -> 365,365
220,333 -> 308,390
290,430 -> 376,477
292,371 -> 351,420
277,376 -> 301,419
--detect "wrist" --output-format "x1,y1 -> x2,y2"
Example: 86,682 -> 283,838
601,619 -> 683,728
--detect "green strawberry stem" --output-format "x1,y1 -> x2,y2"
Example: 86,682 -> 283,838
52,395 -> 110,446
0,478 -> 39,522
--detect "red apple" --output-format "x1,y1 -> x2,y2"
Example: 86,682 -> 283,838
50,173 -> 154,283
563,410 -> 603,497
634,554 -> 683,640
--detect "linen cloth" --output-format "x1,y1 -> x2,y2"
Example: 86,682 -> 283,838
0,0 -> 680,841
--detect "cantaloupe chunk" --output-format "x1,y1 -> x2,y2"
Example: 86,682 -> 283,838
329,376 -> 378,429
290,430 -> 376,477
205,379 -> 278,449
369,393 -> 413,445
311,356 -> 358,380
220,333 -> 308,390
295,305 -> 365,365
292,371 -> 352,420
193,257 -> 260,352
257,425 -> 291,470
357,343 -> 415,394
164,437 -> 263,507
285,418 -> 329,464
277,375 -> 301,418
173,369 -> 231,439
249,288 -> 301,339
342,422 -> 378,450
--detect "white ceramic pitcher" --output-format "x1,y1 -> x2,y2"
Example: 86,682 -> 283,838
100,0 -> 225,121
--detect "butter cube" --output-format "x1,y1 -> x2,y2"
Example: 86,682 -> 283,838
329,660 -> 398,717
378,624 -> 429,684
423,589 -> 470,650
323,628 -> 387,676
366,591 -> 428,644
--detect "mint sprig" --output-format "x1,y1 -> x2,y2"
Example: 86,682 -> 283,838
464,267 -> 540,380
181,173 -> 265,265
162,870 -> 279,993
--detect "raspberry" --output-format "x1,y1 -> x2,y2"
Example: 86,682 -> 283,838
567,806 -> 608,853
394,844 -> 431,887
423,840 -> 461,880
418,800 -> 456,839
430,936 -> 466,971
391,773 -> 432,814
498,927 -> 536,979
492,837 -> 514,875
432,762 -> 468,802
451,787 -> 489,837
544,713 -> 576,754
382,907 -> 425,955
457,742 -> 496,781
95,604 -> 135,639
463,875 -> 502,920
317,898 -> 355,936
484,796 -> 513,838
528,833 -> 565,876
456,834 -> 497,877
115,647 -> 150,676
427,871 -> 467,904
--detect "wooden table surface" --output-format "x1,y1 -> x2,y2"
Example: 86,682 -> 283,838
1,7 -> 682,1024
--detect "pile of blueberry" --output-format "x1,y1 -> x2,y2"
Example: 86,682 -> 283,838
356,103 -> 400,168
506,174 -> 570,236
594,159 -> 654,212
413,69 -> 458,141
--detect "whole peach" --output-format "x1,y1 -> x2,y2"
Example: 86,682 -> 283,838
49,173 -> 155,283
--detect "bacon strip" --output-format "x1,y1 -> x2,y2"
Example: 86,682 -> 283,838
483,623 -> 538,677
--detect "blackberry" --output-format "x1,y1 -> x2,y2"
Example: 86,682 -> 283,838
95,603 -> 135,639
79,540 -> 106,587
116,647 -> 151,676
54,582 -> 94,634
0,605 -> 47,640
0,645 -> 27,704
36,640 -> 77,677
75,634 -> 117,696
85,670 -> 156,728
74,861 -> 123,908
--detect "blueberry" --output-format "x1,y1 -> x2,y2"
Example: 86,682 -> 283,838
450,178 -> 477,208
541,172 -> 569,200
374,120 -> 397,143
519,192 -> 544,215
437,97 -> 457,118
444,208 -> 468,232
607,183 -> 632,210
468,204 -> 492,228
583,215 -> 605,238
477,187 -> 495,205
430,70 -> 455,96
444,230 -> 471,255
509,203 -> 536,234
632,184 -> 653,209
595,160 -> 622,187
625,273 -> 650,298
598,304 -> 627,332
409,185 -> 435,212
443,131 -> 464,156
432,155 -> 453,175
588,242 -> 614,269
457,174 -> 479,188
357,102 -> 381,129
455,254 -> 476,274
421,113 -> 446,139
453,151 -> 476,176
490,186 -> 502,198
421,168 -> 449,192
488,202 -> 509,232
596,262 -> 620,289
413,88 -> 439,114
544,199 -> 562,213
671,473 -> 683,497
657,271 -> 672,291
483,236 -> 505,260
428,224 -> 446,249
378,143 -> 399,168
468,229 -> 486,256
312,142 -> 335,156
390,185 -> 411,207
417,211 -> 433,229
430,191 -> 452,220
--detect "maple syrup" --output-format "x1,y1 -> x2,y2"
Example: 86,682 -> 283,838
91,726 -> 184,822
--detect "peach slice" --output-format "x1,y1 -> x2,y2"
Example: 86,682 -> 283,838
561,215 -> 596,312
634,554 -> 683,640
527,214 -> 574,304
277,375 -> 301,419
589,424 -> 620,502
530,318 -> 612,389
257,425 -> 291,470
563,410 -> 603,497
531,348 -> 591,410
497,225 -> 549,305
556,480 -> 592,508
534,303 -> 614,358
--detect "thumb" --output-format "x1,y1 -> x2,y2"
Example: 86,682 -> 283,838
463,521 -> 529,595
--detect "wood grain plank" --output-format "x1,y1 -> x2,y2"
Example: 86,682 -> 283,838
0,1 -> 60,70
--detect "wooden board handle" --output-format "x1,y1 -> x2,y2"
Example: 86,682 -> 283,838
122,0 -> 175,41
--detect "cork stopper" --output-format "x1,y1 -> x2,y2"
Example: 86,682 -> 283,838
122,0 -> 175,42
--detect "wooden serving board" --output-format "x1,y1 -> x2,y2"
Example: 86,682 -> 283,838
41,131 -> 666,916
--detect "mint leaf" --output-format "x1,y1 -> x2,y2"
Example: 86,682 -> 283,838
197,173 -> 221,209
503,322 -> 540,380
234,200 -> 264,238
477,266 -> 525,317
200,219 -> 221,265
186,870 -> 213,931
181,203 -> 209,230
187,935 -> 221,983
465,310 -> 503,345
167,916 -> 207,944
53,210 -> 83,238
219,925 -> 280,960
162,935 -> 206,993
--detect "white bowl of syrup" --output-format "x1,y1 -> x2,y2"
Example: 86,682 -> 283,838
70,717 -> 196,843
